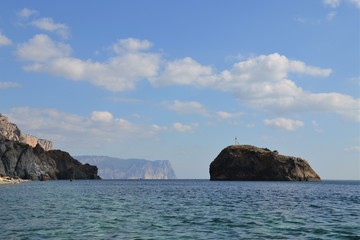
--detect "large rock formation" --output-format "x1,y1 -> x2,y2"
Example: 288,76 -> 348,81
0,114 -> 53,151
0,135 -> 100,180
0,114 -> 100,180
76,156 -> 177,179
210,145 -> 320,181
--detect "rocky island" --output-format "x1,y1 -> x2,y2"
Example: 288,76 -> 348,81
210,145 -> 320,181
0,113 -> 100,181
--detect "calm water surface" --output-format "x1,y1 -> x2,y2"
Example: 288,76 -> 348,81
0,180 -> 359,239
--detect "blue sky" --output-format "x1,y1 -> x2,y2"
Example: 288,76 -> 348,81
0,0 -> 359,179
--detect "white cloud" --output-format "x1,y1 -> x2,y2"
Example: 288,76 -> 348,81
5,107 -> 156,148
151,57 -> 217,87
323,0 -> 360,8
90,111 -> 114,122
153,52 -> 359,121
164,100 -> 208,116
31,17 -> 69,39
216,111 -> 242,120
15,34 -> 359,121
0,33 -> 12,46
17,8 -> 38,18
17,35 -> 160,91
151,124 -> 168,132
264,118 -> 304,131
217,53 -> 331,94
16,34 -> 71,62
349,0 -> 360,8
323,0 -> 341,8
172,122 -> 198,132
0,82 -> 21,89
113,38 -> 152,53
17,9 -> 69,38
344,146 -> 360,153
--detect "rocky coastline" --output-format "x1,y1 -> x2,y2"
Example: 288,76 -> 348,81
0,175 -> 30,185
0,113 -> 100,181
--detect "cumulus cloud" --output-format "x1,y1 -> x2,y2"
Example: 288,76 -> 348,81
5,107 -> 155,148
151,57 -> 216,87
17,34 -> 71,62
17,8 -> 38,18
0,82 -> 21,89
264,118 -> 304,131
323,0 -> 360,8
164,100 -> 208,116
0,33 -> 12,46
216,53 -> 331,95
16,9 -> 69,39
15,34 -> 359,121
90,111 -> 114,122
31,17 -> 70,39
323,0 -> 341,8
154,53 -> 359,121
17,35 -> 160,91
172,122 -> 198,132
113,38 -> 152,53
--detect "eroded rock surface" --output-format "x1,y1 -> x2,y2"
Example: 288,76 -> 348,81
0,114 -> 53,151
0,114 -> 99,180
210,145 -> 320,181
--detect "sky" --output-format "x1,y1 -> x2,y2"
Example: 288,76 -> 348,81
0,0 -> 359,179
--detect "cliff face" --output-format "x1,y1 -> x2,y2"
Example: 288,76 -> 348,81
210,145 -> 320,181
76,156 -> 177,179
0,135 -> 100,180
0,114 -> 100,180
0,114 -> 53,151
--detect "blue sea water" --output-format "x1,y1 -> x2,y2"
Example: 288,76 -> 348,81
0,180 -> 359,239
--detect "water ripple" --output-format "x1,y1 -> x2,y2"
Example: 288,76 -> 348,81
0,180 -> 359,239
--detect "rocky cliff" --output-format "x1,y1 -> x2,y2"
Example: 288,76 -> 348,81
210,145 -> 320,181
0,135 -> 100,180
0,114 -> 53,151
0,114 -> 100,180
76,156 -> 177,179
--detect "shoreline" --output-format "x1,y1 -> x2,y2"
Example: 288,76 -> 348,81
0,176 -> 30,185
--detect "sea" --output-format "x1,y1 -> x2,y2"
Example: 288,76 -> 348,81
0,180 -> 359,240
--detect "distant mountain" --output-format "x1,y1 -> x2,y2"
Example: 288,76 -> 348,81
76,156 -> 177,179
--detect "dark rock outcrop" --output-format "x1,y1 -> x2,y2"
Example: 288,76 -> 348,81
0,135 -> 100,180
0,113 -> 100,180
210,145 -> 320,181
76,156 -> 177,179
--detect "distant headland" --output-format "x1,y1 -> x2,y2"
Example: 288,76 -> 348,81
210,145 -> 320,181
